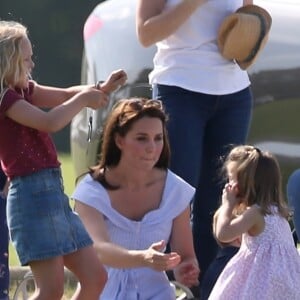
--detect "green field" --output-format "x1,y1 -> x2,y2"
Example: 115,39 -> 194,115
9,153 -> 76,266
248,97 -> 300,191
248,98 -> 300,143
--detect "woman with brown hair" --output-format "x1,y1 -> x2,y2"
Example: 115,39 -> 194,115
73,98 -> 199,299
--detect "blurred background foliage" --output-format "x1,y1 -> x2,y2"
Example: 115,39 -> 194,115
1,0 -> 105,152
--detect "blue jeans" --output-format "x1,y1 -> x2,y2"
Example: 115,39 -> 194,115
153,84 -> 253,276
287,169 -> 300,240
0,194 -> 9,300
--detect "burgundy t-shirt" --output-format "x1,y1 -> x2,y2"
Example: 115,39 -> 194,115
0,81 -> 60,179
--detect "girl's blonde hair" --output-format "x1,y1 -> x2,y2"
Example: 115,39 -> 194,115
223,145 -> 289,218
0,21 -> 28,91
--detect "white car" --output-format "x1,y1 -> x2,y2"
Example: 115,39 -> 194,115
71,0 -> 300,187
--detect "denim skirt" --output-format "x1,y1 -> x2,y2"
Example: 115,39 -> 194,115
7,168 -> 93,266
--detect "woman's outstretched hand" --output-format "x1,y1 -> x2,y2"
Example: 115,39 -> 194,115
143,240 -> 181,271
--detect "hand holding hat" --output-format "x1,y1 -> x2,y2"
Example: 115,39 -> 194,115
218,5 -> 272,70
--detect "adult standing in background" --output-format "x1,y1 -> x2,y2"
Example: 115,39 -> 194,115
136,0 -> 254,282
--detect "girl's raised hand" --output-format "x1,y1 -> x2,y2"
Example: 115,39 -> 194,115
222,182 -> 239,207
101,69 -> 127,94
80,87 -> 109,110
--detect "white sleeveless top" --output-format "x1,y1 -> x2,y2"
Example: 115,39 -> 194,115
149,0 -> 250,95
72,169 -> 195,300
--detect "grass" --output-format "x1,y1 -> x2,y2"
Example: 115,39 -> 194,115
248,97 -> 300,192
248,97 -> 300,143
9,152 -> 76,267
59,152 -> 76,198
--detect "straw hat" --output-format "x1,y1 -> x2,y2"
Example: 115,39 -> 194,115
218,4 -> 272,70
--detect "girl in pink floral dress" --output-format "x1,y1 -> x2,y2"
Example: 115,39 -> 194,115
209,145 -> 300,300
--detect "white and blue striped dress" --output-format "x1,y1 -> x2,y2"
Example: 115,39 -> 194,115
72,169 -> 195,300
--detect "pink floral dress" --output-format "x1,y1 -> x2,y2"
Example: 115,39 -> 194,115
208,206 -> 300,300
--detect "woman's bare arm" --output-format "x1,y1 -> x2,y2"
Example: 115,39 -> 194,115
136,0 -> 206,47
170,206 -> 200,287
75,201 -> 181,270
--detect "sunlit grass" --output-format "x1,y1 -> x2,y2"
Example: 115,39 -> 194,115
59,152 -> 76,198
248,97 -> 300,143
248,97 -> 300,192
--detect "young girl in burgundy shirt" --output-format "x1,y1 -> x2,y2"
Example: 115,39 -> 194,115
0,20 -> 127,300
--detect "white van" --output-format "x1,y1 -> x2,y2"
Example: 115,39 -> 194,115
71,0 -> 300,187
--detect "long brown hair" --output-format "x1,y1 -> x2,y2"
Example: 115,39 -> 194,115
223,145 -> 289,218
89,98 -> 171,189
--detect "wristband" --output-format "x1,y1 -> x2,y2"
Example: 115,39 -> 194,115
95,80 -> 104,90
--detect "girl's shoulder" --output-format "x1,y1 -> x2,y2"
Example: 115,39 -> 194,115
245,204 -> 262,213
244,205 -> 265,236
8,81 -> 35,97
245,205 -> 265,222
1,81 -> 35,109
243,205 -> 263,219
